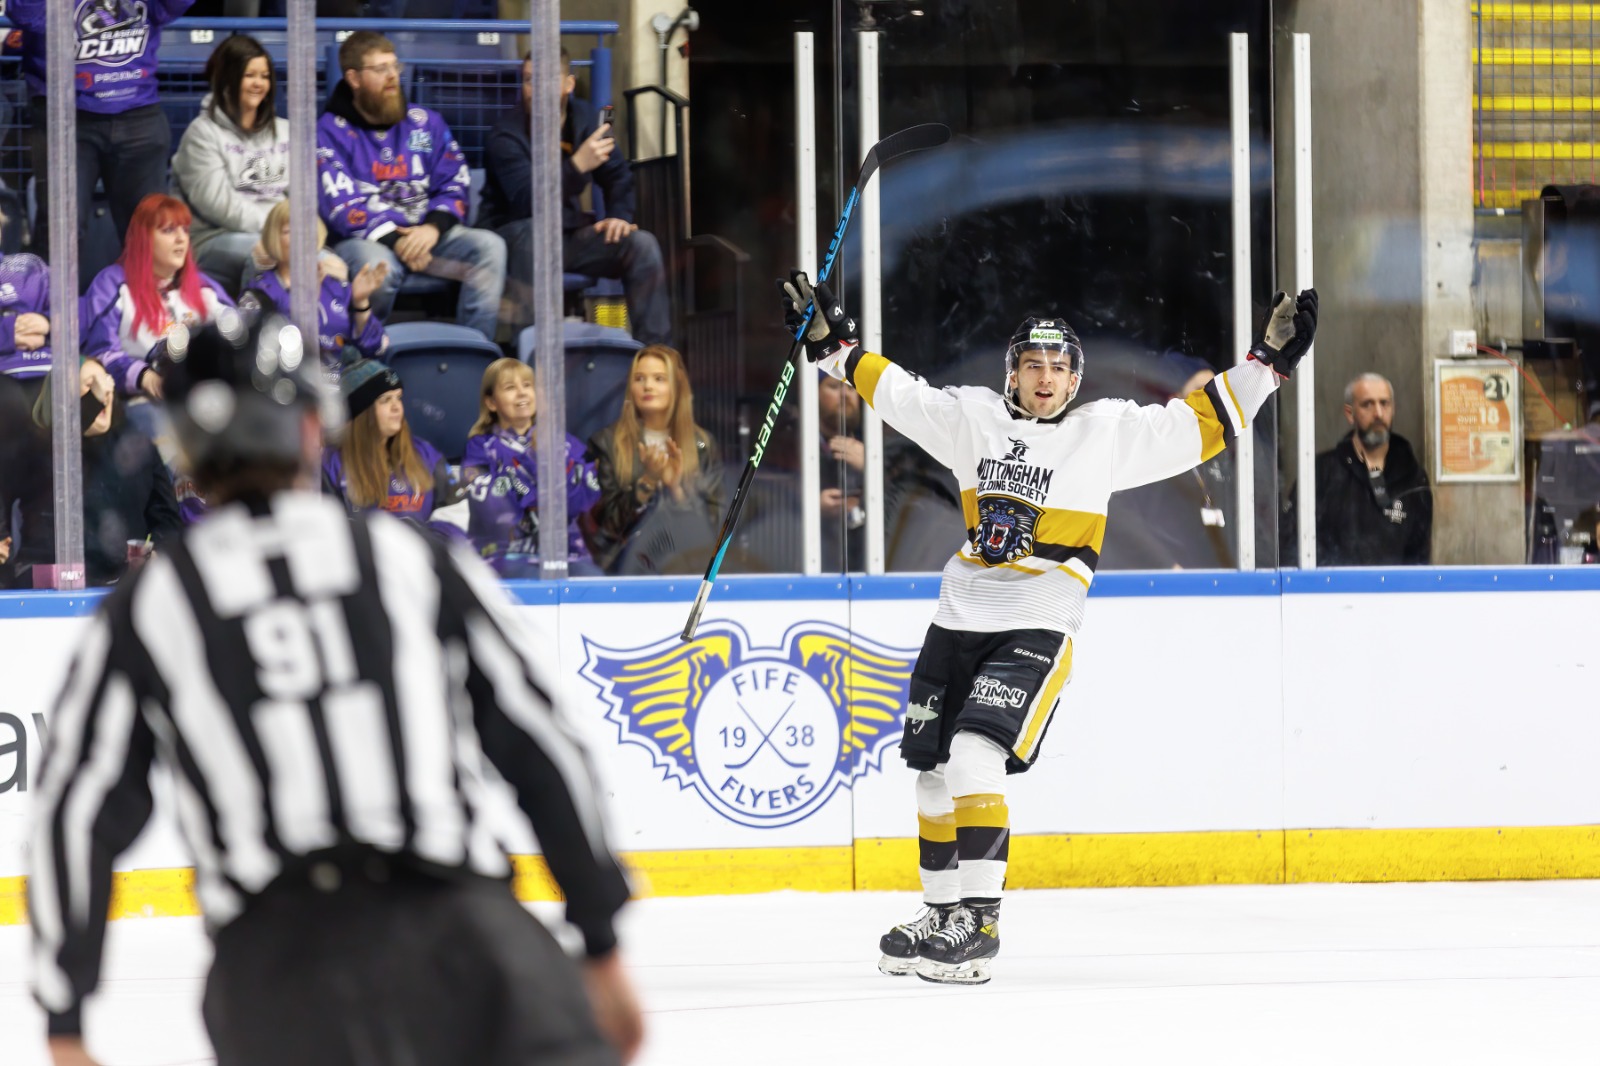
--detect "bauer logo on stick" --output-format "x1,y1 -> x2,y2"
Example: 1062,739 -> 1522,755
582,623 -> 918,828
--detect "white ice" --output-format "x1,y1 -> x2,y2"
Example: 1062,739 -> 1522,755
4,881 -> 1599,1065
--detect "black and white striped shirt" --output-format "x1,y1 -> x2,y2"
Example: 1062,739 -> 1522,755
30,492 -> 630,1035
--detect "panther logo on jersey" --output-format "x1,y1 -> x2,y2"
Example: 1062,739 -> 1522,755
973,496 -> 1040,565
582,623 -> 916,828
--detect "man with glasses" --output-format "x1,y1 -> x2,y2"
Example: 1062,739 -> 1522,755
480,49 -> 671,345
317,31 -> 507,341
1285,371 -> 1432,566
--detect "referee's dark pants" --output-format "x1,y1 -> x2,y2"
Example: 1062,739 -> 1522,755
203,854 -> 618,1066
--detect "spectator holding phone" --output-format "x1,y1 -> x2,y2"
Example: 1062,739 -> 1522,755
482,49 -> 671,345
4,358 -> 179,588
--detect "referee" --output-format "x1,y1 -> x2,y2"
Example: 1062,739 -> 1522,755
29,314 -> 642,1066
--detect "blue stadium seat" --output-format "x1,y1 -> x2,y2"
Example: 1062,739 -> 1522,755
517,323 -> 643,446
383,321 -> 503,463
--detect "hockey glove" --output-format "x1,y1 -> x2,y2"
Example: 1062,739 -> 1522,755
780,271 -> 858,379
1248,288 -> 1318,379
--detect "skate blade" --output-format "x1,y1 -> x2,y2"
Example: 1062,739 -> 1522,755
877,954 -> 919,976
914,957 -> 992,985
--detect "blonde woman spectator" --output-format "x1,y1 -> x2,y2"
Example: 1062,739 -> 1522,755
244,199 -> 388,370
585,344 -> 722,574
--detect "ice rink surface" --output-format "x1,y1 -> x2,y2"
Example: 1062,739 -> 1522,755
4,880 -> 1599,1065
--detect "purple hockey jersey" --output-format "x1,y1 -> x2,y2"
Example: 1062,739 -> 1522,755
317,91 -> 472,243
463,427 -> 600,570
12,1 -> 194,115
0,253 -> 52,381
322,436 -> 449,520
80,263 -> 233,395
249,270 -> 388,368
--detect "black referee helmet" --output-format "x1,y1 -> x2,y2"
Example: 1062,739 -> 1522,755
162,309 -> 343,481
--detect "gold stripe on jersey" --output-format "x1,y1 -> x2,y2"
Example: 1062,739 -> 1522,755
1015,637 -> 1073,762
953,793 -> 1010,829
852,351 -> 892,406
1222,372 -> 1246,428
1035,507 -> 1108,554
918,812 -> 957,843
1184,390 -> 1228,461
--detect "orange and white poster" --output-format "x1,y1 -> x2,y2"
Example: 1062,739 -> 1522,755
1435,360 -> 1520,482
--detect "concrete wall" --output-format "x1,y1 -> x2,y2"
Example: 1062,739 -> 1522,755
1279,0 -> 1515,564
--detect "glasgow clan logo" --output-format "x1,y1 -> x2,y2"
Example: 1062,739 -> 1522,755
581,623 -> 916,828
973,495 -> 1040,565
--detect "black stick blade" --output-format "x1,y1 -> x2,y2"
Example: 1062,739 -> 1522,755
856,122 -> 951,189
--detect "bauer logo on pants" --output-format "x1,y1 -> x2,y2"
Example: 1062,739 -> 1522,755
581,623 -> 916,828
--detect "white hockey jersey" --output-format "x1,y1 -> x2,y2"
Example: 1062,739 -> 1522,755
851,352 -> 1281,635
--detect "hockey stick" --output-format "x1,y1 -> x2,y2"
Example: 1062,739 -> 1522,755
681,122 -> 951,641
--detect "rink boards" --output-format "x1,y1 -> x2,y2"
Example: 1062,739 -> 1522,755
1,568 -> 1598,921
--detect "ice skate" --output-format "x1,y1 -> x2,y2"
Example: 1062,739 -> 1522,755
877,902 -> 957,975
914,904 -> 999,985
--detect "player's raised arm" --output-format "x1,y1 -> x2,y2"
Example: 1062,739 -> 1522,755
781,271 -> 962,470
1108,288 -> 1318,492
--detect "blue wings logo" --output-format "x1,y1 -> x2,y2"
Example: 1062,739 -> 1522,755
580,622 -> 916,828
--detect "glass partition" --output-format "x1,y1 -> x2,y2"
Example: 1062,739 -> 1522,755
5,3 -> 1584,587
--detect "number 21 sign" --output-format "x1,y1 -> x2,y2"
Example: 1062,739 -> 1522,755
1435,359 -> 1521,482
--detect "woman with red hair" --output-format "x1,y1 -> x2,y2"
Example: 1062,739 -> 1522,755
82,193 -> 234,399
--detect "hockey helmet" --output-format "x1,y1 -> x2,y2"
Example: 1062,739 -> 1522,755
1004,316 -> 1085,412
163,309 -> 342,482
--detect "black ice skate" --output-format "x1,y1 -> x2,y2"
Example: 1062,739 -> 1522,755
877,902 -> 958,976
915,903 -> 999,985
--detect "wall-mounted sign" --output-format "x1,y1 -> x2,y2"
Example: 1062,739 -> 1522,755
1435,359 -> 1522,482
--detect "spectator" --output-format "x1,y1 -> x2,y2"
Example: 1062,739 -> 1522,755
322,359 -> 464,531
1284,371 -> 1432,566
81,193 -> 234,400
461,356 -> 601,575
585,344 -> 722,574
5,358 -> 179,588
244,198 -> 389,370
11,0 -> 196,257
817,373 -> 865,570
170,33 -> 291,295
482,51 -> 671,345
0,208 -> 52,397
318,31 -> 507,341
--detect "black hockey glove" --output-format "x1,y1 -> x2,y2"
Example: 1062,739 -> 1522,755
1248,288 -> 1318,379
780,271 -> 858,374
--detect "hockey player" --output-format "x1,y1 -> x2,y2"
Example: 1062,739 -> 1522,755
782,274 -> 1317,985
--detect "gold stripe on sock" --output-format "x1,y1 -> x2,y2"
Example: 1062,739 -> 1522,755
918,812 -> 957,843
953,793 -> 1010,830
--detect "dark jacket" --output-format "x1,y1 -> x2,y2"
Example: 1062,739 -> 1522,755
480,96 -> 636,234
584,423 -> 721,574
8,417 -> 181,587
1286,431 -> 1432,567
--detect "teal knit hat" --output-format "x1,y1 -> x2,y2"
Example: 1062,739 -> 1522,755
342,359 -> 401,420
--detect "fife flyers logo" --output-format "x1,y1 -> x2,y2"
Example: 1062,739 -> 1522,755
581,623 -> 915,828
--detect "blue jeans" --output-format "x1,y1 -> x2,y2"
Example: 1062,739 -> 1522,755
335,226 -> 507,341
